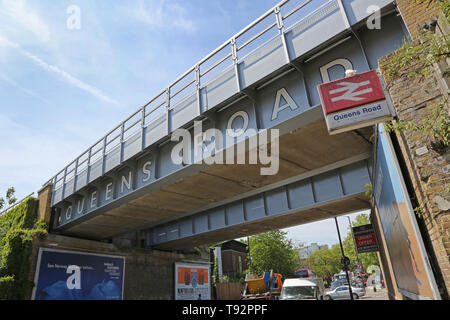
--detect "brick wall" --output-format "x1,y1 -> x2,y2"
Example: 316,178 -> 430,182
396,0 -> 440,38
29,234 -> 210,300
378,10 -> 450,298
37,184 -> 52,226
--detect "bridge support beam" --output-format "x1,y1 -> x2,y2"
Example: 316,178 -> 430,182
146,159 -> 371,249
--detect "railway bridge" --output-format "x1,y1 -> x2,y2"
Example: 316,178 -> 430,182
44,0 -> 406,249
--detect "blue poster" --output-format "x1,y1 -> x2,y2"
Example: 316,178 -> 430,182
33,248 -> 125,300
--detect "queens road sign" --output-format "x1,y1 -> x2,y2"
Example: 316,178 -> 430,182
318,70 -> 395,135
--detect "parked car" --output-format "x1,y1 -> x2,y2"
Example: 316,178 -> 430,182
324,285 -> 365,300
330,280 -> 348,291
280,278 -> 325,300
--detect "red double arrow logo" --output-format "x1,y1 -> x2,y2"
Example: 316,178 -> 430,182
318,70 -> 385,115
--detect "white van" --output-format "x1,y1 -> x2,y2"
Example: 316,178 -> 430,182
280,278 -> 325,300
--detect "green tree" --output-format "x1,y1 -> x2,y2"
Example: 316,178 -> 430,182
306,214 -> 380,281
247,230 -> 299,278
0,187 -> 17,211
307,244 -> 342,279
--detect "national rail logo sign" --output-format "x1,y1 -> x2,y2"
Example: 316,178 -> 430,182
318,70 -> 395,135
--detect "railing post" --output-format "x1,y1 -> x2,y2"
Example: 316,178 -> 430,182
275,6 -> 291,63
195,64 -> 201,115
102,137 -> 107,175
141,106 -> 146,151
73,158 -> 79,193
86,148 -> 92,183
231,38 -> 241,91
120,122 -> 125,163
166,87 -> 170,135
53,177 -> 57,192
61,167 -> 67,200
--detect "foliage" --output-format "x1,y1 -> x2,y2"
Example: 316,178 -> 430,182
415,101 -> 450,148
385,100 -> 450,148
306,214 -> 379,279
307,244 -> 342,279
0,197 -> 47,300
441,0 -> 450,20
212,256 -> 219,286
342,214 -> 380,271
216,272 -> 246,284
0,187 -> 17,211
364,183 -> 372,199
0,276 -> 15,299
414,206 -> 425,219
247,230 -> 299,278
379,31 -> 450,82
379,1 -> 450,148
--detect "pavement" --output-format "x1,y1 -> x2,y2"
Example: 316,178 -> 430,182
359,287 -> 389,300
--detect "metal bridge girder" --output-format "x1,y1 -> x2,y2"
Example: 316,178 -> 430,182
146,159 -> 371,247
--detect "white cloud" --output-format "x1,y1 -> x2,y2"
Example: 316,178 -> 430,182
132,0 -> 196,33
283,211 -> 370,246
0,35 -> 119,105
0,73 -> 51,105
1,0 -> 51,43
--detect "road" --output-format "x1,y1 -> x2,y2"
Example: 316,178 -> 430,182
323,287 -> 389,300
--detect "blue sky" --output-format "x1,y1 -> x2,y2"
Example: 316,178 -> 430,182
0,0 -> 367,246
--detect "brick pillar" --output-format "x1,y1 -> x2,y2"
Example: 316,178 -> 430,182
378,7 -> 450,298
395,0 -> 440,38
37,184 -> 53,228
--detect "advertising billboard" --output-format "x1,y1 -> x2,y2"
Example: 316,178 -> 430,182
175,262 -> 210,300
352,224 -> 378,253
373,124 -> 440,300
318,70 -> 394,134
32,248 -> 125,300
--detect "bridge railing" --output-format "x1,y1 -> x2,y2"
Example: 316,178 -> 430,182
45,0 -> 339,203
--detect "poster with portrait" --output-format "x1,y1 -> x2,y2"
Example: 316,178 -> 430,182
175,262 -> 210,300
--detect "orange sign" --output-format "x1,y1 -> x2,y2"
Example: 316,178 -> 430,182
177,267 -> 209,285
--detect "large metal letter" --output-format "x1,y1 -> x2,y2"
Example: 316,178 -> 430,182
319,58 -> 353,83
271,88 -> 299,121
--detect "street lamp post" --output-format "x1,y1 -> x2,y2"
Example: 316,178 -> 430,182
347,216 -> 361,269
247,236 -> 251,273
335,217 -> 354,300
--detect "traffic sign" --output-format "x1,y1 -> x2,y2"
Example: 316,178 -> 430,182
318,70 -> 395,135
341,256 -> 351,271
